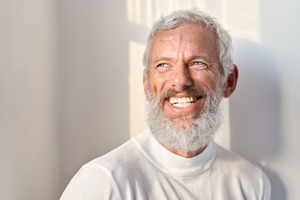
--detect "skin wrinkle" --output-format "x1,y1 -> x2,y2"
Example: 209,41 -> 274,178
149,26 -> 218,92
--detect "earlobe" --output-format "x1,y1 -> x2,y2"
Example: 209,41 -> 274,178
223,64 -> 238,98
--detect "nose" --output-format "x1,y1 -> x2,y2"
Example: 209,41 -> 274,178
172,64 -> 193,91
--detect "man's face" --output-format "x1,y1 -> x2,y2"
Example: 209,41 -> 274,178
144,23 -> 223,129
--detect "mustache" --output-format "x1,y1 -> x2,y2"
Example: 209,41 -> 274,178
158,88 -> 209,103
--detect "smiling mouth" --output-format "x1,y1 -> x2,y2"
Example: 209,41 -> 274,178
168,96 -> 200,108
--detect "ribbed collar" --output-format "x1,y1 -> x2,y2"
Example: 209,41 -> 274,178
133,129 -> 216,177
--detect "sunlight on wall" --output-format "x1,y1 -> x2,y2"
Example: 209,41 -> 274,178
126,0 -> 208,27
129,41 -> 148,137
225,0 -> 261,43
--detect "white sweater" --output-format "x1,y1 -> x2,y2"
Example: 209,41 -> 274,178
61,129 -> 271,200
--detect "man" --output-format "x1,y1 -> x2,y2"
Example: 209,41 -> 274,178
61,9 -> 271,199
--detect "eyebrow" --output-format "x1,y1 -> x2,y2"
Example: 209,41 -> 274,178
151,57 -> 173,66
151,55 -> 212,66
188,55 -> 212,62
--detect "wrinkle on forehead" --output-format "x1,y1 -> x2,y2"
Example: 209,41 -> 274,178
150,23 -> 220,65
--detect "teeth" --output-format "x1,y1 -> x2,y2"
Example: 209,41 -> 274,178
169,97 -> 197,107
170,98 -> 175,104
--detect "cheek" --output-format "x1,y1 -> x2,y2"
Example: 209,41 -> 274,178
194,72 -> 220,92
149,73 -> 168,96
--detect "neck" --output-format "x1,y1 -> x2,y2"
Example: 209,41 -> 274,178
162,144 -> 207,158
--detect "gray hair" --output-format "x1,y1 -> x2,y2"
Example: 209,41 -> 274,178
143,8 -> 233,80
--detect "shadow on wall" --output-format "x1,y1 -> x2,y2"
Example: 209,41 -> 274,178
230,39 -> 286,200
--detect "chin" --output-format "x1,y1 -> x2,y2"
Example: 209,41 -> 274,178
171,117 -> 197,130
147,86 -> 223,154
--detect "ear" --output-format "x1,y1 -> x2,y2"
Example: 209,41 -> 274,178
143,69 -> 149,100
223,64 -> 238,98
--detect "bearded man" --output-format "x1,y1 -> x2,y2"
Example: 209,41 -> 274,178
61,9 -> 271,200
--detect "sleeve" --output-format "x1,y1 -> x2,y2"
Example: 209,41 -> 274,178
60,163 -> 121,200
261,170 -> 271,200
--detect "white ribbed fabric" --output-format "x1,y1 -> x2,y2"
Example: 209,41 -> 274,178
61,129 -> 270,200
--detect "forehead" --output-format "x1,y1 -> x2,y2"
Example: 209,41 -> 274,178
149,23 -> 219,63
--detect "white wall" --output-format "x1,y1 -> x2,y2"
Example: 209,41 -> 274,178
57,0 -> 130,193
1,0 -> 299,199
0,0 -> 59,199
230,1 -> 300,199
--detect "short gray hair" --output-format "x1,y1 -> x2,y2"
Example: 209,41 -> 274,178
143,8 -> 233,80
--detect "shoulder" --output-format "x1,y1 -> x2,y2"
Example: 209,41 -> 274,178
61,130 -> 149,200
60,162 -> 121,199
90,130 -> 149,171
214,143 -> 264,175
212,143 -> 271,199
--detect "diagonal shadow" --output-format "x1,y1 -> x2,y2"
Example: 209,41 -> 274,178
230,39 -> 286,200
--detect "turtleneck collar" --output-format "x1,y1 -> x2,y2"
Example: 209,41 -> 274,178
133,129 -> 216,177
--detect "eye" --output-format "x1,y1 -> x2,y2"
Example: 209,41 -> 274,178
157,63 -> 169,68
189,61 -> 208,70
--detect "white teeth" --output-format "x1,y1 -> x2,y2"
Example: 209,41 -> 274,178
169,97 -> 196,107
174,102 -> 193,108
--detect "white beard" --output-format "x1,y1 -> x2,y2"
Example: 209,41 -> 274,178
147,87 -> 223,154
